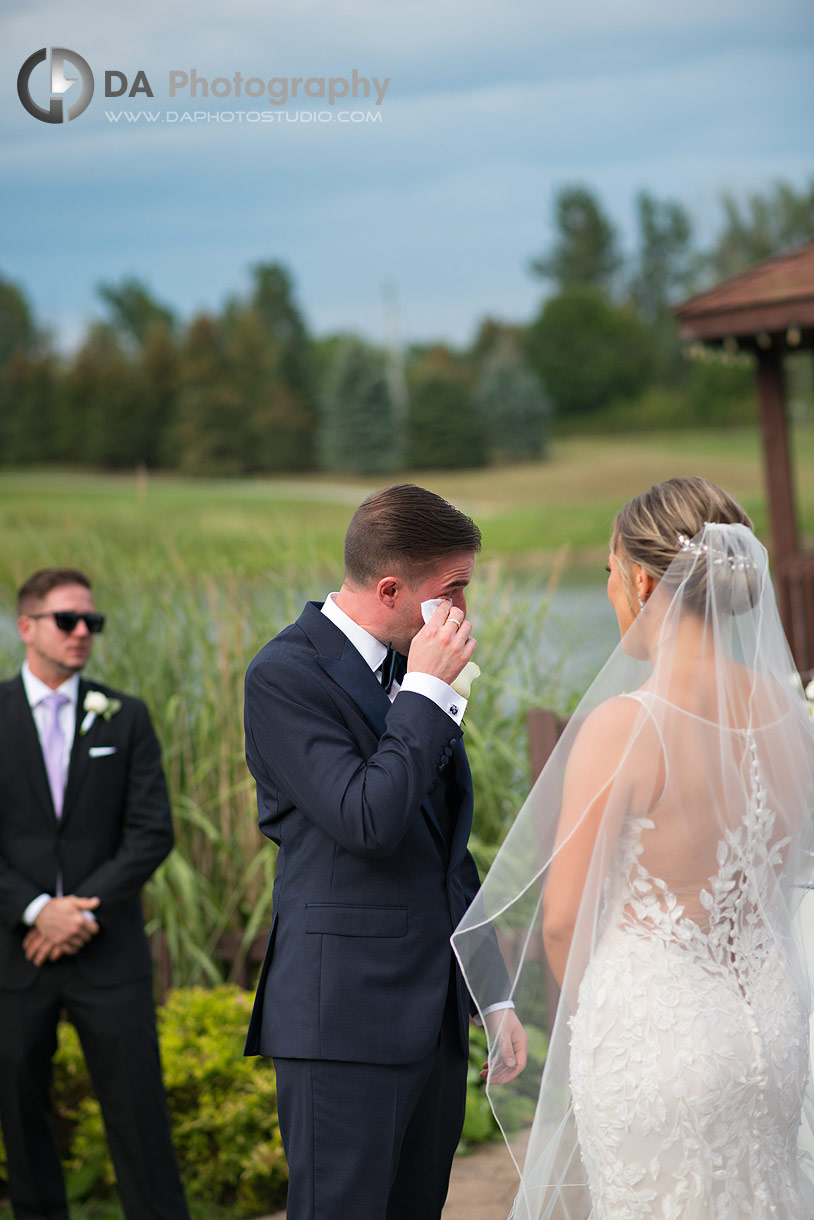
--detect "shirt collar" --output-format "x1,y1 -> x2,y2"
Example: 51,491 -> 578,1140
320,594 -> 388,673
21,662 -> 80,709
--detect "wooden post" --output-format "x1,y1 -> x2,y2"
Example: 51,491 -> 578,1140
527,709 -> 564,786
151,930 -> 173,1004
756,347 -> 798,565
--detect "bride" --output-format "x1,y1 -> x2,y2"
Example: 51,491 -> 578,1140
453,476 -> 814,1219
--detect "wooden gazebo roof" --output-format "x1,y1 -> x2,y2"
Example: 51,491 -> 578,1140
675,242 -> 814,350
673,243 -> 814,677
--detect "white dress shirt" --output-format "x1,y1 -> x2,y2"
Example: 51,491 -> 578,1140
320,594 -> 468,724
20,663 -> 80,924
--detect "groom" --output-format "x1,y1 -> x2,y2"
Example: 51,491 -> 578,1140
244,484 -> 526,1220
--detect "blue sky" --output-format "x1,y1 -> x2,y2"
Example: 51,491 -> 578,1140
2,0 -> 812,350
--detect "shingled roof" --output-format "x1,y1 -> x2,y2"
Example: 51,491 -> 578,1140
674,242 -> 814,348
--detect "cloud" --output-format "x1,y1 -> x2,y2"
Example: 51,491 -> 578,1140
2,0 -> 812,346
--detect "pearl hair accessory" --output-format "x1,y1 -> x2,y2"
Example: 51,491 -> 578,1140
677,532 -> 759,571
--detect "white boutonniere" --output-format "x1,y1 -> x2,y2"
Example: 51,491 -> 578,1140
806,678 -> 814,725
80,690 -> 122,735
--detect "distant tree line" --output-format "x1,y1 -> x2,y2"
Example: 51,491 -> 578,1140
1,178 -> 812,475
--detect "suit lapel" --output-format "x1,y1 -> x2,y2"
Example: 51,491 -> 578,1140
0,676 -> 57,819
62,678 -> 91,823
316,646 -> 390,740
298,602 -> 391,740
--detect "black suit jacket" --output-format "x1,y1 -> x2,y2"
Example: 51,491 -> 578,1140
243,602 -> 501,1066
0,674 -> 174,990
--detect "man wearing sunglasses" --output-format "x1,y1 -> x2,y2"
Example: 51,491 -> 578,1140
0,568 -> 190,1220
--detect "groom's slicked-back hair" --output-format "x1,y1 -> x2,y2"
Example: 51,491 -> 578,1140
344,484 -> 481,587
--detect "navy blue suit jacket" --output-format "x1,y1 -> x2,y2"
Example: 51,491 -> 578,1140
243,602 -> 491,1065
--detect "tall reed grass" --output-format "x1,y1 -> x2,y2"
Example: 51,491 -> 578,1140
0,538 -> 570,987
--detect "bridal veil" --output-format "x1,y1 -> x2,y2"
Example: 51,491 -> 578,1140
453,514 -> 814,1219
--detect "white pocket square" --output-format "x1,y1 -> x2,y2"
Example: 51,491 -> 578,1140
89,746 -> 117,757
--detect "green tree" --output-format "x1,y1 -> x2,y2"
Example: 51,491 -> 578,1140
140,323 -> 181,468
475,338 -> 551,460
0,276 -> 58,466
406,348 -> 487,469
226,307 -> 315,473
708,178 -> 814,278
0,349 -> 61,465
171,262 -> 317,476
628,191 -> 697,386
318,335 -> 399,475
59,324 -> 146,467
218,262 -> 317,471
525,286 -> 651,424
530,185 -> 621,294
248,262 -> 313,397
92,278 -> 180,466
173,314 -> 247,476
468,317 -> 525,367
97,277 -> 176,348
630,191 -> 695,323
0,276 -> 38,370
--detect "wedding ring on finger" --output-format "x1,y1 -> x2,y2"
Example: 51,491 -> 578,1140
447,616 -> 463,629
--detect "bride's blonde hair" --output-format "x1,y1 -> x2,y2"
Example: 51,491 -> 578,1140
612,477 -> 755,613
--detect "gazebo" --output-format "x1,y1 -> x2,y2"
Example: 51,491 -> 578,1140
673,242 -> 814,679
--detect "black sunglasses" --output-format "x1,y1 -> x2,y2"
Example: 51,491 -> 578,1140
28,611 -> 106,634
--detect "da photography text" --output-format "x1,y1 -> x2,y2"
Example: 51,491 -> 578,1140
17,48 -> 391,125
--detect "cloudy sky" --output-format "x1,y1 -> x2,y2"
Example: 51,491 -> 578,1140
2,0 -> 812,350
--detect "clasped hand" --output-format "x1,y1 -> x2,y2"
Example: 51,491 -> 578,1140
481,1008 -> 529,1085
23,895 -> 100,966
407,601 -> 476,687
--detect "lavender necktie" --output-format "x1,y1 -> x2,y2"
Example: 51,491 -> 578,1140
40,692 -> 70,818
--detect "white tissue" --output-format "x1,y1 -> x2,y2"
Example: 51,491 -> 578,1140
420,598 -> 445,624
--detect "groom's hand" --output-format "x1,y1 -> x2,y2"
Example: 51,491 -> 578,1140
407,601 -> 476,687
482,1009 -> 528,1084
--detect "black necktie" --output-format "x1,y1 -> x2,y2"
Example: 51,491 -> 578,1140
380,643 -> 408,693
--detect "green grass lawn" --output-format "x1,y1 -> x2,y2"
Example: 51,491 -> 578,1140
1,424 -> 811,588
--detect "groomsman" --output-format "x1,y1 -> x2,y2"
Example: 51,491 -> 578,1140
0,567 -> 189,1220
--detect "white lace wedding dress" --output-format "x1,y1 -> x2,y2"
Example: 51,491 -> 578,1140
569,705 -> 812,1219
454,523 -> 814,1220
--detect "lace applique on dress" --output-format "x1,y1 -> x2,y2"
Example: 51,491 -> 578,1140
568,730 -> 812,1220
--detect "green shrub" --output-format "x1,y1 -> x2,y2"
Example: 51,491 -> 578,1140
551,354 -> 756,435
461,1024 -> 500,1148
0,986 -> 286,1218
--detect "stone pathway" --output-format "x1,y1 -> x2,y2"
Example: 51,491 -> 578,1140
443,1139 -> 520,1218
258,1137 -> 519,1219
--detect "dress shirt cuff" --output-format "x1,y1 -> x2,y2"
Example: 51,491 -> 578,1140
22,893 -> 52,926
399,673 -> 467,725
474,1000 -> 516,1026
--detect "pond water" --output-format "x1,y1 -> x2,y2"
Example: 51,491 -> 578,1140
544,583 -> 620,697
0,578 -> 617,710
